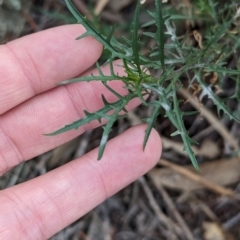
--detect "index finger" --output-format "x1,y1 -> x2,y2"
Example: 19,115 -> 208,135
0,25 -> 102,114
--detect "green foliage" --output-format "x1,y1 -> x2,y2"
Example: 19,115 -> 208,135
47,0 -> 240,170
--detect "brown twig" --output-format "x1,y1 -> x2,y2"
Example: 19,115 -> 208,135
159,159 -> 235,196
178,88 -> 239,151
139,176 -> 184,239
149,175 -> 195,240
94,0 -> 110,15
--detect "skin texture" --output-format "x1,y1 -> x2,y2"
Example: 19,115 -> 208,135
0,25 -> 162,239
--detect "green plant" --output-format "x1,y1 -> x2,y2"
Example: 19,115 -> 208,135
46,0 -> 240,171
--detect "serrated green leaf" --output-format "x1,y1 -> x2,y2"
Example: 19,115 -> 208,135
58,75 -> 128,85
198,76 -> 240,123
172,92 -> 200,171
98,94 -> 134,159
44,112 -> 100,136
205,66 -> 240,75
143,15 -> 178,28
57,59 -> 131,86
154,0 -> 165,71
143,103 -> 161,150
143,83 -> 200,170
132,0 -> 142,73
45,92 -> 136,136
65,0 -> 127,60
60,0 -> 239,171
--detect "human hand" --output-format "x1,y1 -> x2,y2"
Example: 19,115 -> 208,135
0,25 -> 162,239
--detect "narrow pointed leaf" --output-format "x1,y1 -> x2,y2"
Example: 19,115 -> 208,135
143,103 -> 161,150
170,130 -> 181,136
45,93 -> 136,136
98,95 -> 133,159
198,77 -> 240,123
65,0 -> 126,59
132,0 -> 142,73
76,32 -> 91,40
155,0 -> 165,71
172,92 -> 200,171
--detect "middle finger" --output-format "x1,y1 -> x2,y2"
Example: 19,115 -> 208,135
0,63 -> 141,175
